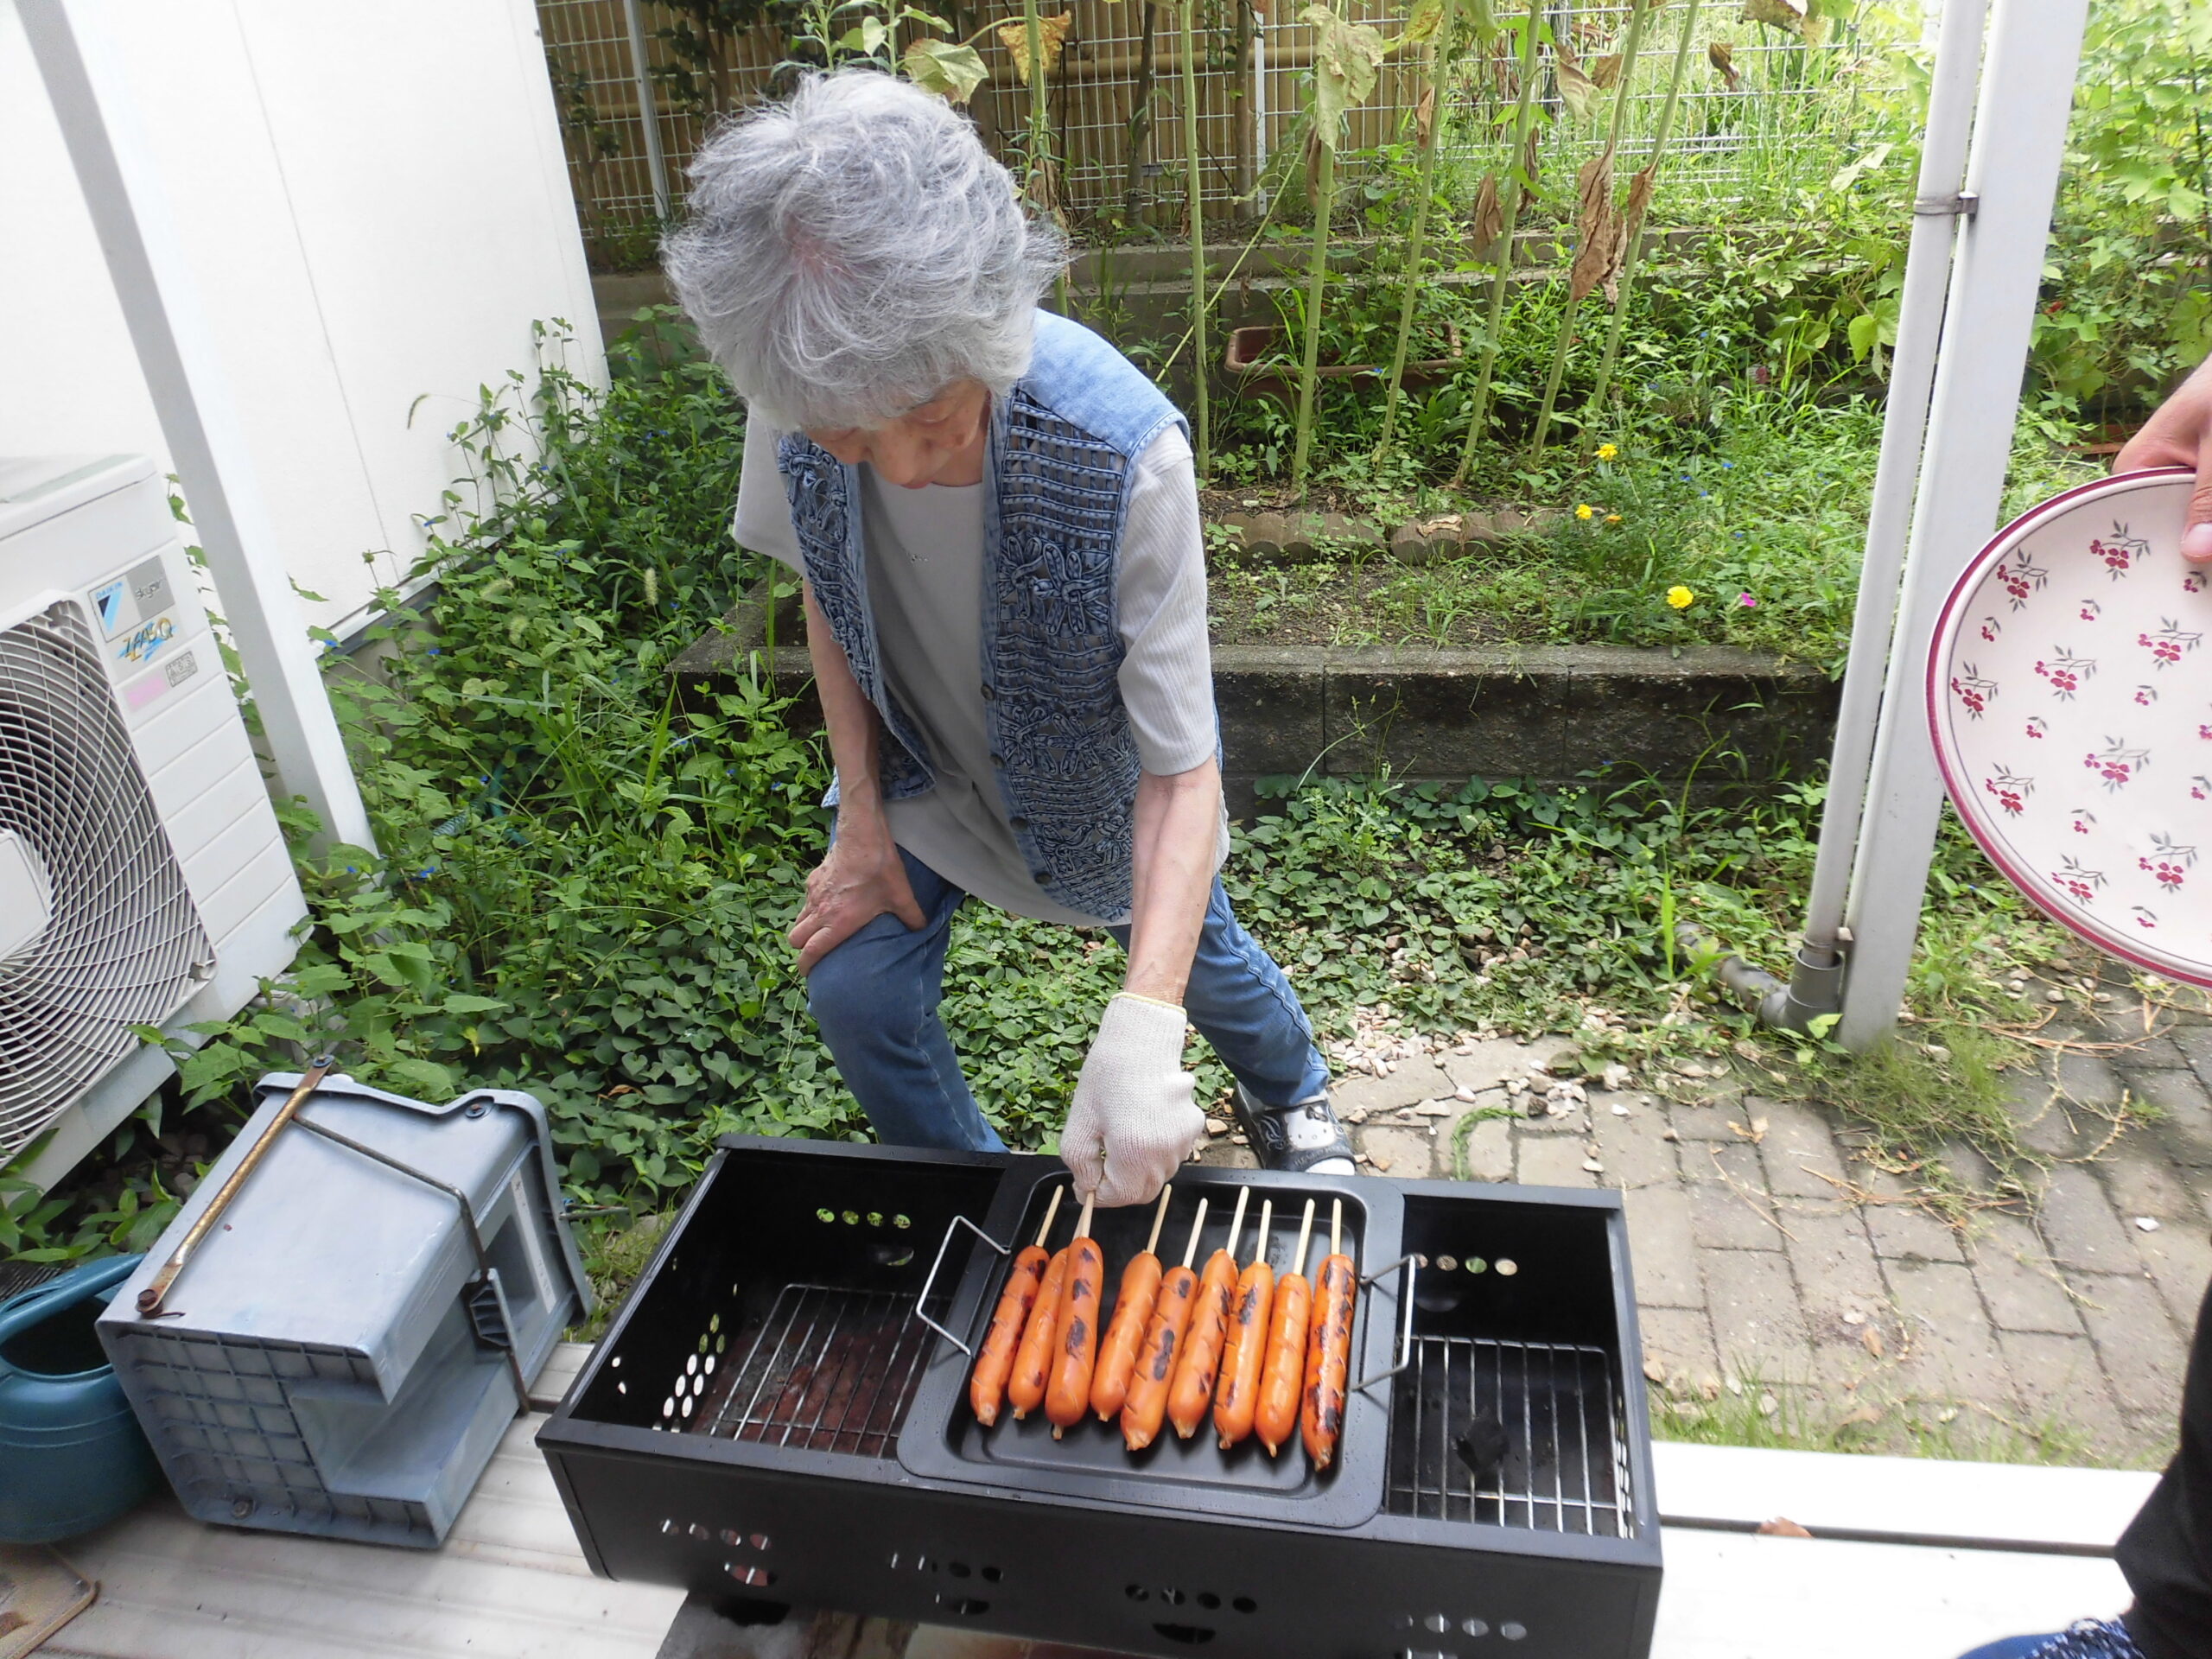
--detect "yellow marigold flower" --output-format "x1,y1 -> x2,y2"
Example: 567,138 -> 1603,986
1666,585 -> 1695,609
1575,503 -> 1595,521
1605,513 -> 1622,524
1596,443 -> 1618,461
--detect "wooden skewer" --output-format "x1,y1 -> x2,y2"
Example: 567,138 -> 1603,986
1332,1197 -> 1343,1259
1145,1185 -> 1173,1256
1294,1198 -> 1315,1278
1253,1199 -> 1273,1264
1224,1186 -> 1251,1259
1034,1185 -> 1065,1249
1179,1198 -> 1209,1268
1074,1193 -> 1096,1241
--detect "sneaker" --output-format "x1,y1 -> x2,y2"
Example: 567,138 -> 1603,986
1230,1083 -> 1356,1176
1956,1618 -> 2145,1659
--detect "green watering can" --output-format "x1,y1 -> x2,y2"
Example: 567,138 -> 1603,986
0,1255 -> 160,1542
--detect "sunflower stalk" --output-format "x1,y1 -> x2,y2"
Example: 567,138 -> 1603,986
1524,0 -> 1649,459
1583,0 -> 1704,423
1450,0 -> 1544,488
1180,0 -> 1211,478
1019,0 -> 1067,310
1375,0 -> 1462,463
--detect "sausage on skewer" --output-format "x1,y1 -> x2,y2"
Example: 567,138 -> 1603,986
971,1186 -> 1064,1427
1301,1198 -> 1357,1469
1213,1200 -> 1276,1449
1045,1196 -> 1104,1435
1009,1244 -> 1070,1421
1121,1199 -> 1208,1451
1255,1199 -> 1316,1456
1168,1187 -> 1249,1440
1092,1186 -> 1174,1421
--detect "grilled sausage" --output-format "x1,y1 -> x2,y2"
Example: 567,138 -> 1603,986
1212,1259 -> 1275,1448
1120,1264 -> 1198,1451
1091,1249 -> 1164,1421
1166,1249 -> 1237,1439
1045,1236 -> 1105,1433
1300,1252 -> 1357,1467
970,1243 -> 1049,1427
1254,1266 -> 1311,1455
1008,1247 -> 1069,1421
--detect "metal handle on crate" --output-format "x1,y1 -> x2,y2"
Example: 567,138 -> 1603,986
914,1213 -> 1011,1356
1353,1254 -> 1420,1392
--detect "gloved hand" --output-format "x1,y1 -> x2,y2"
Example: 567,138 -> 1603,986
1060,993 -> 1205,1206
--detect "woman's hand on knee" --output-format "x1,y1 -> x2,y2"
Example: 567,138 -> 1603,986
789,834 -> 927,974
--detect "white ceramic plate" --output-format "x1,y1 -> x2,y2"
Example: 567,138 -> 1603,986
1929,466 -> 2212,988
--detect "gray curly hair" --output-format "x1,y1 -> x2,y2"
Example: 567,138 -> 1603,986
663,71 -> 1066,433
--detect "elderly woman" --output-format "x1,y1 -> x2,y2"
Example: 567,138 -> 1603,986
664,71 -> 1350,1205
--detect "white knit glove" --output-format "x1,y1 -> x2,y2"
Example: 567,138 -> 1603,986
1060,993 -> 1205,1207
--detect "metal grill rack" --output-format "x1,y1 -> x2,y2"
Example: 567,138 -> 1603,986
1386,1336 -> 1633,1539
703,1283 -> 935,1458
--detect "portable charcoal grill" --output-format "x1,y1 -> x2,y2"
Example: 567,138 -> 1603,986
538,1140 -> 1661,1659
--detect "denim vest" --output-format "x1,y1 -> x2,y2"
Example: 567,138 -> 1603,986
778,310 -> 1189,921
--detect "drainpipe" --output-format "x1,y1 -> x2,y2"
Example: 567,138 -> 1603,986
1760,0 -> 1990,1032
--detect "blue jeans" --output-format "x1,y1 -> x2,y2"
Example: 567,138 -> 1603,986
805,848 -> 1332,1152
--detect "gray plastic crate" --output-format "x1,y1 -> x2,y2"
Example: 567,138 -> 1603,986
97,1071 -> 591,1547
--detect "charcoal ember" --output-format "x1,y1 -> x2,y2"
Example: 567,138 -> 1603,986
1454,1411 -> 1510,1478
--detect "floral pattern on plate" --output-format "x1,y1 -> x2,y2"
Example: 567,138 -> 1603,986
1930,469 -> 2212,988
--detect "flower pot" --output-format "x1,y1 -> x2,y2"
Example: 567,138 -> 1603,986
1223,322 -> 1464,404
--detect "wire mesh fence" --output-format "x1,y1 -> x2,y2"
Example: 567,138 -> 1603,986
536,0 -> 1882,257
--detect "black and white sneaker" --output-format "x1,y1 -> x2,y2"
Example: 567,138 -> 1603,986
1231,1083 -> 1356,1176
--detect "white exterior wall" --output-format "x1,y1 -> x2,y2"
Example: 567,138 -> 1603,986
0,0 -> 605,641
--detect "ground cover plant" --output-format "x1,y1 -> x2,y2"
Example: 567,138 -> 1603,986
0,315 -> 2145,1273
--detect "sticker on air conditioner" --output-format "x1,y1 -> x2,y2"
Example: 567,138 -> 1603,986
90,577 -> 130,637
115,613 -> 177,666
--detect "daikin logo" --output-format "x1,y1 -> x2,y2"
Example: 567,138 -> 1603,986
91,578 -> 127,635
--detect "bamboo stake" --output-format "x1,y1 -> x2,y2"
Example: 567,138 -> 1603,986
1179,0 -> 1211,477
1582,0 -> 1705,423
1526,0 -> 1651,459
1376,0 -> 1463,463
1451,0 -> 1545,488
1289,136 -> 1338,496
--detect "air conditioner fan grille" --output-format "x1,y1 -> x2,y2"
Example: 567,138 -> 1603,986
0,600 -> 213,1156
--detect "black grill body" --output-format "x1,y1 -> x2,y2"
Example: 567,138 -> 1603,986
538,1139 -> 1662,1659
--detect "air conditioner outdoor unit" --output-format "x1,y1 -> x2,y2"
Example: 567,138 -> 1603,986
0,454 -> 308,1191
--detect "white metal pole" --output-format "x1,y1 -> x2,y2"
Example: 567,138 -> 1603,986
1783,0 -> 1988,1016
21,0 -> 375,855
1834,0 -> 2089,1051
621,0 -> 672,221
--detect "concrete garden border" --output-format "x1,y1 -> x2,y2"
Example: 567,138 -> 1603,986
670,588 -> 1840,816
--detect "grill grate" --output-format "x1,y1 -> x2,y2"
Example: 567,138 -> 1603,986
1387,1336 -> 1633,1538
702,1283 -> 934,1458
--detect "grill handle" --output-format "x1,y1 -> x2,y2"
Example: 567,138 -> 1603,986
1352,1253 -> 1420,1392
914,1212 -> 1011,1357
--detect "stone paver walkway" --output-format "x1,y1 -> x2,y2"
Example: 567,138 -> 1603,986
1196,963 -> 2211,1468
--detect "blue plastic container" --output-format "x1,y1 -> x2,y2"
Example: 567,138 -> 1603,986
0,1254 -> 160,1542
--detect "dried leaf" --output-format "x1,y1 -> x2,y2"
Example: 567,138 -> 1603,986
1742,0 -> 1808,34
1414,79 -> 1438,145
1403,0 -> 1448,46
1517,123 -> 1541,194
1622,162 -> 1658,245
1471,170 -> 1503,260
996,10 -> 1074,80
1757,1517 -> 1814,1538
902,38 -> 989,104
1707,40 -> 1742,90
1728,1115 -> 1770,1144
1839,1402 -> 1883,1427
1588,52 -> 1623,90
1861,1325 -> 1885,1358
1303,124 -> 1325,210
1302,4 -> 1390,150
1567,153 -> 1621,305
1556,58 -> 1604,123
